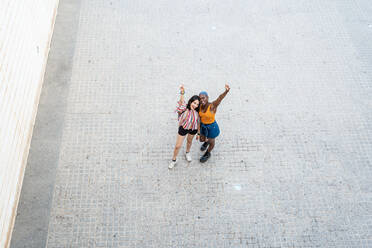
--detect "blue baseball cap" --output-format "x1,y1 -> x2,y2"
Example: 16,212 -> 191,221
199,91 -> 208,97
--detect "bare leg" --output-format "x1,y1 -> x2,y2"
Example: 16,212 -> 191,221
172,135 -> 186,160
199,135 -> 209,151
186,134 -> 195,153
200,137 -> 214,163
200,135 -> 207,143
207,138 -> 215,152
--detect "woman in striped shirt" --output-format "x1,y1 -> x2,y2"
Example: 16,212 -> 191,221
169,85 -> 201,169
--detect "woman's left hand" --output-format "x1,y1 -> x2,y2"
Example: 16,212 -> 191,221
225,84 -> 230,91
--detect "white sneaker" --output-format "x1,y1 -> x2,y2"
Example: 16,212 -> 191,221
169,159 -> 177,169
185,152 -> 192,162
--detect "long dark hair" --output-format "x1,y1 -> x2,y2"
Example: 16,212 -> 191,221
186,95 -> 201,112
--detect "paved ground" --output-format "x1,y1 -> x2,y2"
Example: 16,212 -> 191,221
12,0 -> 372,247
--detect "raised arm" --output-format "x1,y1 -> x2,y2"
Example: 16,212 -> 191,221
212,84 -> 230,109
176,84 -> 187,114
178,85 -> 185,104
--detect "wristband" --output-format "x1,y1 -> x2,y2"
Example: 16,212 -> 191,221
180,90 -> 185,95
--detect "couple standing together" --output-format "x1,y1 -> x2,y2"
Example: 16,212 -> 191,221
169,84 -> 230,169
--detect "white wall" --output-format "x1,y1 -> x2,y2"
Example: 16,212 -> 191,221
0,1 -> 59,247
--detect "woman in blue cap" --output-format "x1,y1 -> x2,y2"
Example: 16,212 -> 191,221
198,84 -> 230,162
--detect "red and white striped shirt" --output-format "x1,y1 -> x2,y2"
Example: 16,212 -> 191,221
176,100 -> 200,130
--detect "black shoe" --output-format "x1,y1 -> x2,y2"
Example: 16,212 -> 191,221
200,151 -> 211,163
200,142 -> 209,151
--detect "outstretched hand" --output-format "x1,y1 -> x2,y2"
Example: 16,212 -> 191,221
225,84 -> 230,92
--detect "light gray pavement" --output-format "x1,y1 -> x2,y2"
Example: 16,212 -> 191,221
11,0 -> 82,247
12,0 -> 372,247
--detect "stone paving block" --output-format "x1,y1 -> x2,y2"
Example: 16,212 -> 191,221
41,0 -> 372,247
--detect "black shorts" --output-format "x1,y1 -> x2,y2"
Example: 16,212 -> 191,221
178,126 -> 198,136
